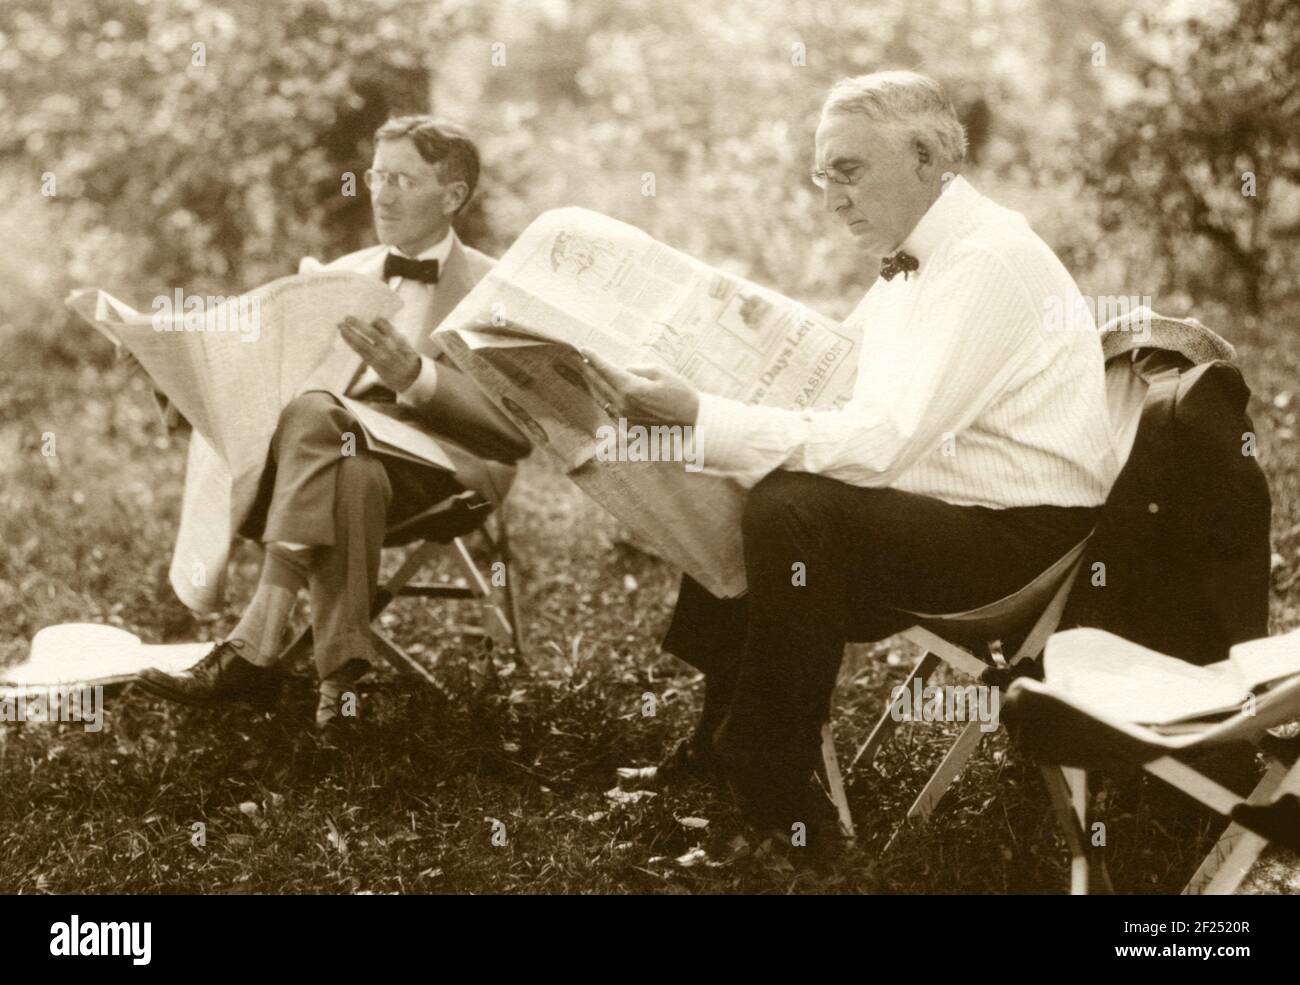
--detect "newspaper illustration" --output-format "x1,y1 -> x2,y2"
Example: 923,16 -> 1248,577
67,271 -> 433,610
435,207 -> 862,597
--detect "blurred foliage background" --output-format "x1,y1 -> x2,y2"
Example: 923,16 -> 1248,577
1,0 -> 1297,353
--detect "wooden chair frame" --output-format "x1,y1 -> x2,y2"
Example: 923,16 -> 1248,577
817,534 -> 1092,842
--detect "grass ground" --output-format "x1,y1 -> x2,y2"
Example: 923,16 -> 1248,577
1,301 -> 1298,894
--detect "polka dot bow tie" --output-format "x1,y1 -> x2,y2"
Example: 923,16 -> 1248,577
879,251 -> 919,282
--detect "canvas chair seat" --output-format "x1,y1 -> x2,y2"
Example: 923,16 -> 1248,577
1007,675 -> 1300,768
383,488 -> 497,548
899,534 -> 1092,675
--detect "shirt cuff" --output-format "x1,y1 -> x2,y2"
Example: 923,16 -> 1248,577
695,392 -> 759,473
397,355 -> 439,407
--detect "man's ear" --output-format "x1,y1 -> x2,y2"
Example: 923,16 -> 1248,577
914,137 -> 942,181
443,181 -> 469,217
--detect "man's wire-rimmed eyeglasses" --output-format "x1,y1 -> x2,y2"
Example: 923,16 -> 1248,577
809,164 -> 863,190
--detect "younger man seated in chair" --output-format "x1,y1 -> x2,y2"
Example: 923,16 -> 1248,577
137,116 -> 529,733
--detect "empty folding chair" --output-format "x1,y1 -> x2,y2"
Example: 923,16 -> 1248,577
1005,671 -> 1300,894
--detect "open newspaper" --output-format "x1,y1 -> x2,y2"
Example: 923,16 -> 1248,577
67,271 -> 452,610
435,208 -> 862,597
68,272 -> 416,478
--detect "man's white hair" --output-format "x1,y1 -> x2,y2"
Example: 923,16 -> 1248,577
821,70 -> 968,167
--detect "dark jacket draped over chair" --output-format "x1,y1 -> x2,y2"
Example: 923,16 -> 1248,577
1060,311 -> 1273,665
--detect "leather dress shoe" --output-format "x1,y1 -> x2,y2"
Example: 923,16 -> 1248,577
135,639 -> 281,709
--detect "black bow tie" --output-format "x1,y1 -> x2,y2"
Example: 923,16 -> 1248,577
383,253 -> 440,284
880,251 -> 919,282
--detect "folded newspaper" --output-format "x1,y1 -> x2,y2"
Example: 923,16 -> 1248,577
1044,626 -> 1300,728
434,208 -> 863,597
67,271 -> 451,610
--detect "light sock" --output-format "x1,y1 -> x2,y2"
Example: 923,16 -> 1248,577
228,543 -> 316,667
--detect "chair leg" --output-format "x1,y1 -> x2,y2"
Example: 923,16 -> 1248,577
504,565 -> 526,657
479,601 -> 515,651
381,540 -> 446,605
374,540 -> 449,683
1040,764 -> 1092,895
489,511 -> 528,661
370,628 -> 441,687
849,651 -> 941,772
881,720 -> 987,854
905,719 -> 984,821
818,722 -> 856,839
447,537 -> 515,652
1143,755 -> 1243,815
1063,767 -> 1095,895
903,628 -> 990,679
1182,755 -> 1293,896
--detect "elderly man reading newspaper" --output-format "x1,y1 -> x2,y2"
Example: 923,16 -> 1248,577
584,71 -> 1120,837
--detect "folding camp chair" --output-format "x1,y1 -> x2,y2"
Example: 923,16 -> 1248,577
818,531 -> 1093,840
277,488 -> 526,682
1005,672 -> 1300,894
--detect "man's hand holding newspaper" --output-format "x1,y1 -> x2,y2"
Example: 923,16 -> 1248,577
579,349 -> 700,429
433,207 -> 863,597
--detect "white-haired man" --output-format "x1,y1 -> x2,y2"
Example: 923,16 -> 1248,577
586,71 -> 1119,835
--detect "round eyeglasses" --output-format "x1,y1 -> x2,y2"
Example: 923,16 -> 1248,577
809,164 -> 863,190
364,169 -> 423,193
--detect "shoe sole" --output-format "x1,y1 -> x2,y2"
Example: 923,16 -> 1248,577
132,674 -> 282,711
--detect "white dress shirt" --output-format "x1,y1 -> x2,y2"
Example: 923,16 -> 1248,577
347,228 -> 456,405
694,175 -> 1119,508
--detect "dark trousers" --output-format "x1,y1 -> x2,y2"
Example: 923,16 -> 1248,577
240,391 -> 464,676
659,470 -> 1098,817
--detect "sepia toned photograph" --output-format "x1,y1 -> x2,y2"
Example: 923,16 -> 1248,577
1,0 -> 1298,941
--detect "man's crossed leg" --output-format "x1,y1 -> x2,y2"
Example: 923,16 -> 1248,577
137,391 -> 463,732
